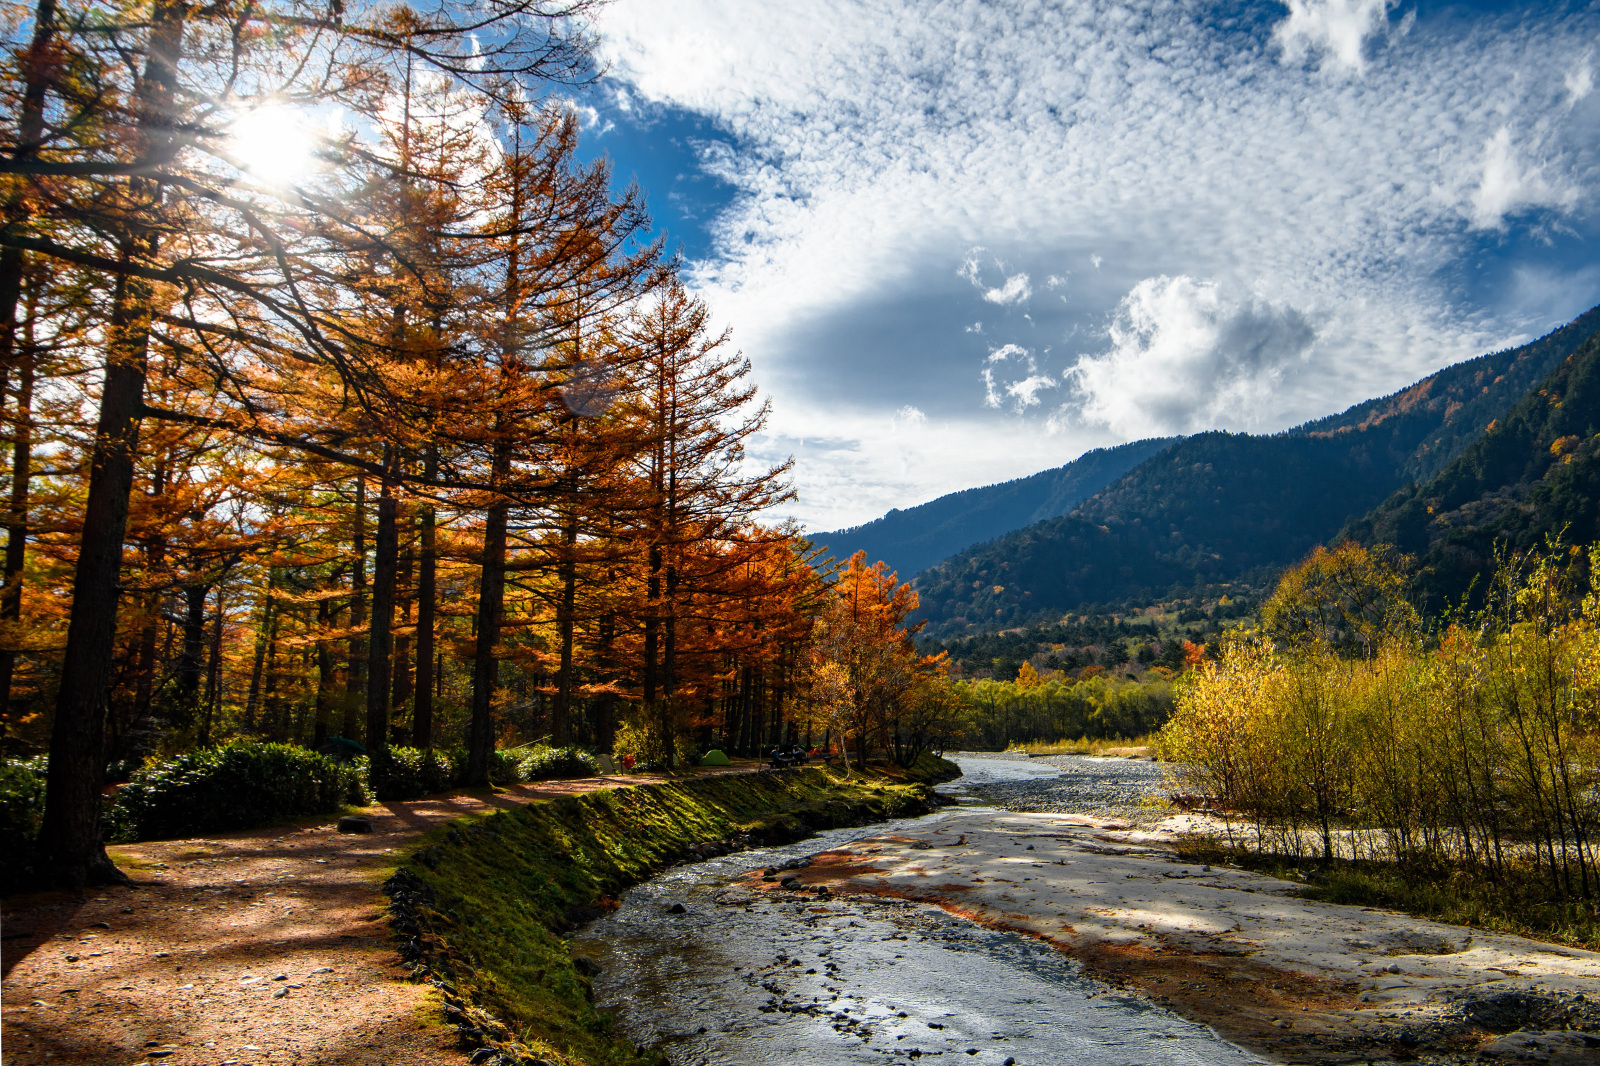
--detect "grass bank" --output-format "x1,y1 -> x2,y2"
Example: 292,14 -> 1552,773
1174,838 -> 1600,950
384,757 -> 960,1066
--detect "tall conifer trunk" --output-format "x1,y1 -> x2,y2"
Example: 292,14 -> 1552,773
552,507 -> 578,746
0,297 -> 37,716
413,450 -> 437,748
344,476 -> 366,740
42,0 -> 187,890
467,438 -> 511,784
314,595 -> 334,747
178,584 -> 207,699
366,457 -> 398,752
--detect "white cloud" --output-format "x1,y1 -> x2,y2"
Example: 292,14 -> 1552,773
1567,61 -> 1593,106
595,0 -> 1599,528
986,343 -> 1027,364
890,404 -> 927,431
1005,373 -> 1057,410
1469,127 -> 1574,231
1274,0 -> 1394,72
1062,276 -> 1317,437
983,273 -> 1032,306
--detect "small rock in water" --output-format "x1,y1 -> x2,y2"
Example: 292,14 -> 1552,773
572,956 -> 601,977
338,815 -> 373,834
667,902 -> 688,915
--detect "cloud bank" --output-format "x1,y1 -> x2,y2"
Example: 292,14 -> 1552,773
594,0 -> 1600,528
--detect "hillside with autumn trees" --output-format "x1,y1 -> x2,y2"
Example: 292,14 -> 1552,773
0,0 -> 960,890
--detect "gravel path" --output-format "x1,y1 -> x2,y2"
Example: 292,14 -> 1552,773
941,750 -> 1169,815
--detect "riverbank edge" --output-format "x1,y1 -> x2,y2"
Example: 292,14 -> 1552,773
383,756 -> 961,1066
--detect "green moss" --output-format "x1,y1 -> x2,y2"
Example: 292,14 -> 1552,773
387,756 -> 959,1065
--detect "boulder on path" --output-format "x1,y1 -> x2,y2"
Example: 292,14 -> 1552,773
338,816 -> 374,834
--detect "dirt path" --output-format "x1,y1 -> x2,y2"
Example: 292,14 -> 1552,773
1,768 -> 755,1066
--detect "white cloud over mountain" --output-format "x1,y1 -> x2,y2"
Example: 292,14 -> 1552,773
594,0 -> 1600,530
1062,276 -> 1317,437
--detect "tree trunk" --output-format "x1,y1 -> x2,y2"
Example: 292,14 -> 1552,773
314,595 -> 333,747
391,530 -> 414,723
0,320 -> 36,717
262,608 -> 282,740
243,575 -> 274,731
413,456 -> 437,748
552,508 -> 578,746
199,585 -> 223,747
366,464 -> 397,753
41,0 -> 186,888
41,257 -> 153,889
466,442 -> 511,785
344,475 -> 366,741
178,583 -> 207,699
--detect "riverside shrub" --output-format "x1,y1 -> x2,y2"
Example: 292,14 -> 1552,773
109,742 -> 366,842
1161,542 -> 1600,899
0,756 -> 46,892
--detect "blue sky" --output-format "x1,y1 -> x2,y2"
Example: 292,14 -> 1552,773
569,0 -> 1600,532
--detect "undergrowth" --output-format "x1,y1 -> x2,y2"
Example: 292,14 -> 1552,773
1174,837 -> 1600,950
386,756 -> 959,1066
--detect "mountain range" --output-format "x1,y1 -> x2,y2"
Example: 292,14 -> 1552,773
1345,326 -> 1600,610
813,437 -> 1176,579
831,305 -> 1600,638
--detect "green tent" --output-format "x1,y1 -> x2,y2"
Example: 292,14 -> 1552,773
700,749 -> 731,766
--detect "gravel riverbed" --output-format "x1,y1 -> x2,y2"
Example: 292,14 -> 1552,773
938,750 -> 1169,815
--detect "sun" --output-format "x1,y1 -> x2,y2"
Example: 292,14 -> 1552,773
229,106 -> 316,187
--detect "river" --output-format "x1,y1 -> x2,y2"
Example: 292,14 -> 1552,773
569,756 -> 1262,1066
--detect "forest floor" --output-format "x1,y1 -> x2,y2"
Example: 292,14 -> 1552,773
0,763 -> 762,1066
765,752 -> 1600,1065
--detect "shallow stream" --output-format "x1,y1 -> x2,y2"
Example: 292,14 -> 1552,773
570,757 -> 1261,1065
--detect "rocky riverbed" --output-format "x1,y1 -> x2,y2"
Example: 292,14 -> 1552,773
781,753 -> 1600,1065
574,753 -> 1600,1066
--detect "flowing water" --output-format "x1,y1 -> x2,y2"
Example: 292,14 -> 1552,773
570,757 -> 1261,1065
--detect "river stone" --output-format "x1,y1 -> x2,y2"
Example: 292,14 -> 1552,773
668,903 -> 687,915
338,816 -> 373,834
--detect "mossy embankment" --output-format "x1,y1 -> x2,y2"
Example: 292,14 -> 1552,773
384,756 -> 960,1066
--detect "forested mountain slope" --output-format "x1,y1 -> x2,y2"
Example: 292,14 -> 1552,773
911,306 -> 1600,636
813,437 -> 1176,578
1344,329 -> 1600,609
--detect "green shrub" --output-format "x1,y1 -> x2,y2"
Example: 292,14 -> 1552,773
1,756 -> 47,892
108,742 -> 365,842
487,748 -> 523,786
515,745 -> 598,780
369,746 -> 460,800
